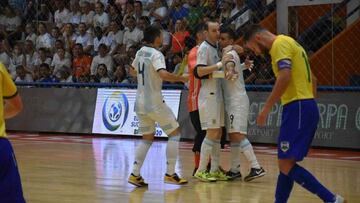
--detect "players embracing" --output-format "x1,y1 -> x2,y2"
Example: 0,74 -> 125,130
193,21 -> 265,182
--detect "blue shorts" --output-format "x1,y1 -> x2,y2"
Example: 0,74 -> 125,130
0,138 -> 26,203
278,99 -> 319,161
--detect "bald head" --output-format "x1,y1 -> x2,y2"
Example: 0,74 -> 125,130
205,21 -> 220,44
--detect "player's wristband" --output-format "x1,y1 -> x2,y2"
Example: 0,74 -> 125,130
216,62 -> 223,70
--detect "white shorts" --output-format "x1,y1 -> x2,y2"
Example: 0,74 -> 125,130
225,96 -> 249,134
198,95 -> 225,130
137,103 -> 179,135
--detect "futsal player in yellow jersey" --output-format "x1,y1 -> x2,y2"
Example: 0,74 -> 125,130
0,62 -> 25,203
244,25 -> 346,203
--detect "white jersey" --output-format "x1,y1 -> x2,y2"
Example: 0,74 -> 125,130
222,49 -> 247,106
133,46 -> 166,113
196,40 -> 222,102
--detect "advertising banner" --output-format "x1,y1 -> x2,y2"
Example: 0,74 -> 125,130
92,89 -> 181,137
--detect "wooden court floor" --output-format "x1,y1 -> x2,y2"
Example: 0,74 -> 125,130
8,133 -> 360,203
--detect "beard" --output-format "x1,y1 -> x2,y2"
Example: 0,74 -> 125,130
257,41 -> 269,55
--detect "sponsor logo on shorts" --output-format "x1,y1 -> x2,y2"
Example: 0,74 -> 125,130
102,91 -> 129,131
280,141 -> 290,152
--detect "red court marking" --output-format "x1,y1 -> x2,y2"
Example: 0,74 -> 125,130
7,133 -> 360,161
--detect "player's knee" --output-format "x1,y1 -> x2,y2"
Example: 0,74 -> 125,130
278,159 -> 296,175
229,133 -> 246,142
143,134 -> 155,141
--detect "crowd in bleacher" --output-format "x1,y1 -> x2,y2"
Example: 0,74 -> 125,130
0,0 -> 275,85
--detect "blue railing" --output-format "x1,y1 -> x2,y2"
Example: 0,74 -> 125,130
15,82 -> 360,92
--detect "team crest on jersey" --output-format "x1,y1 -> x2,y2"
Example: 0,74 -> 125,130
280,141 -> 290,152
102,91 -> 129,131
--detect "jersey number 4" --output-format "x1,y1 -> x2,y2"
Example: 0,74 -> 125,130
138,62 -> 145,85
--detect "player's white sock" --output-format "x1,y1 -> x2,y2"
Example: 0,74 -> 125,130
198,137 -> 214,171
210,139 -> 221,173
240,138 -> 261,169
166,134 -> 180,175
132,139 -> 152,176
230,141 -> 242,173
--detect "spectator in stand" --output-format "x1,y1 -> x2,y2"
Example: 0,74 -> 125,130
23,0 -> 37,23
63,23 -> 78,52
72,43 -> 92,81
245,0 -> 265,23
38,63 -> 59,83
153,20 -> 171,53
75,23 -> 94,54
69,1 -> 82,27
23,40 -> 38,73
93,26 -> 111,54
148,0 -> 168,24
2,6 -> 22,47
35,3 -> 54,23
108,4 -> 123,27
91,43 -> 114,76
123,16 -> 143,51
58,65 -> 74,83
50,27 -> 64,49
0,39 -> 10,68
36,22 -> 52,50
113,65 -> 130,84
219,0 -> 233,24
172,19 -> 190,54
94,64 -> 111,83
15,65 -> 33,82
51,47 -> 71,78
137,16 -> 150,32
34,48 -> 52,69
9,43 -> 24,79
53,40 -> 72,59
134,1 -> 149,22
169,0 -> 189,25
94,2 -> 110,31
80,1 -> 95,27
122,1 -> 136,26
24,23 -> 37,45
203,0 -> 220,21
230,0 -> 249,31
54,0 -> 70,29
78,74 -> 90,83
107,21 -> 124,55
186,0 -> 203,33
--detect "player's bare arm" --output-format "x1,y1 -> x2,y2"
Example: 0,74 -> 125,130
4,93 -> 23,119
158,69 -> 188,83
257,68 -> 291,126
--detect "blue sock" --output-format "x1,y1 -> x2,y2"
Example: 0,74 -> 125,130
275,172 -> 294,203
288,164 -> 335,202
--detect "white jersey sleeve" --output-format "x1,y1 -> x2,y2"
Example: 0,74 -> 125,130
196,45 -> 208,66
152,51 -> 166,71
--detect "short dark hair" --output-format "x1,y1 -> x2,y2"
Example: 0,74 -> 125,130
40,63 -> 50,70
193,23 -> 206,36
135,1 -> 142,7
243,24 -> 267,42
139,16 -> 150,25
98,43 -> 108,50
126,15 -> 136,21
143,26 -> 162,44
220,27 -> 236,40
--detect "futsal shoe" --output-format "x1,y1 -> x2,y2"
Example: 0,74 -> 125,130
209,170 -> 232,181
164,173 -> 188,185
244,167 -> 266,182
194,170 -> 217,182
128,173 -> 148,187
225,170 -> 242,180
331,195 -> 347,203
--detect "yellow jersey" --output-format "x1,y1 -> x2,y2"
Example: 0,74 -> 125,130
0,62 -> 18,137
269,35 -> 314,105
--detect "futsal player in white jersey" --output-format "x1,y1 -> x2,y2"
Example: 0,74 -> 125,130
193,21 -> 232,182
219,27 -> 266,182
128,26 -> 188,187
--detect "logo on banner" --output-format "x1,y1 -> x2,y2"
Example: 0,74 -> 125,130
102,92 -> 129,131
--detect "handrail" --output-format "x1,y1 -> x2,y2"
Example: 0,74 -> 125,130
15,82 -> 360,92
